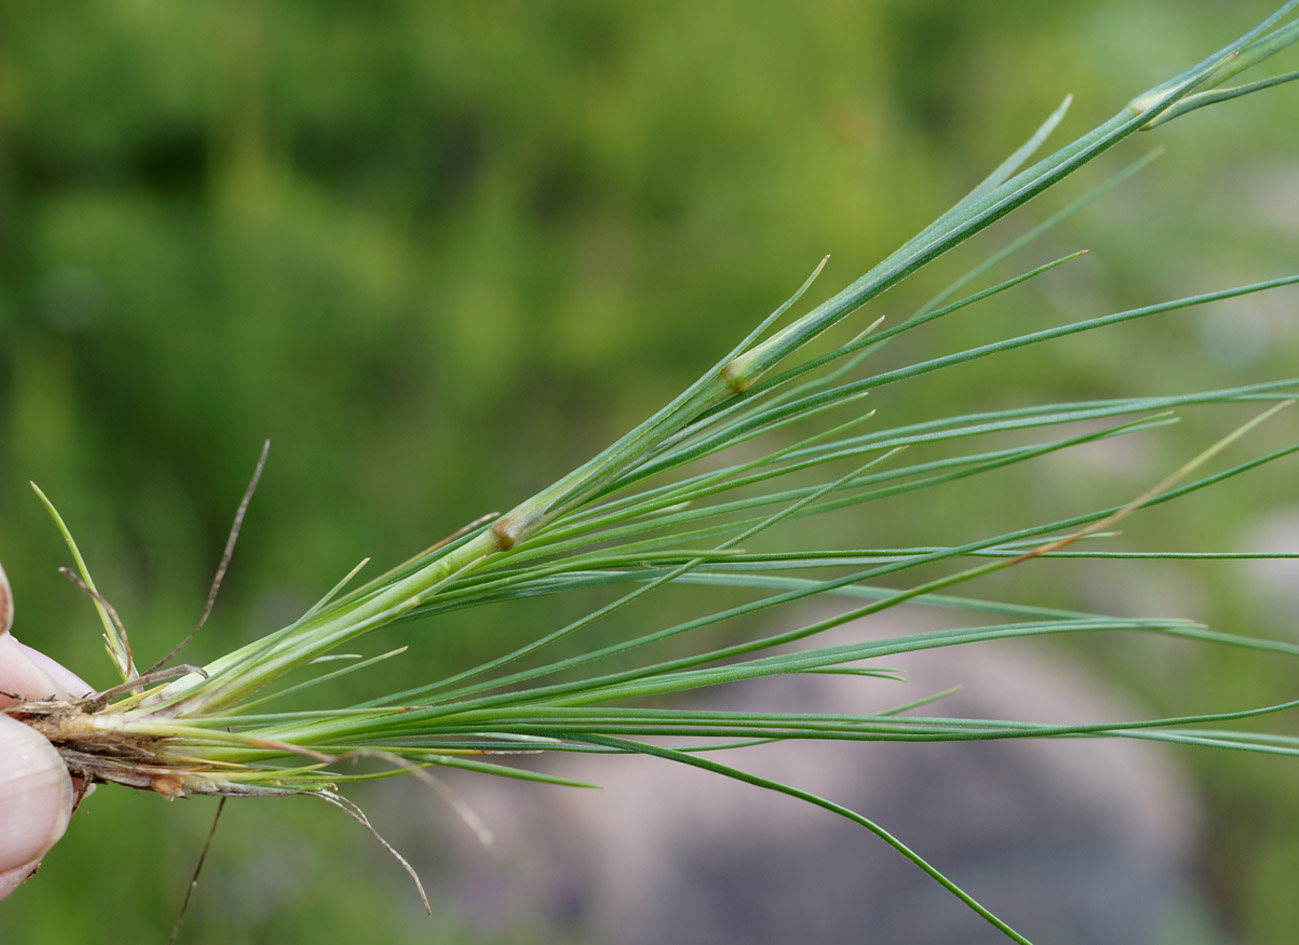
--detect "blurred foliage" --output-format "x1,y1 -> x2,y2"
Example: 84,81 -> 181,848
1,2 -> 1297,943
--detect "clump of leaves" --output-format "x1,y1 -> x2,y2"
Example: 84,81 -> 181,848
6,5 -> 1299,943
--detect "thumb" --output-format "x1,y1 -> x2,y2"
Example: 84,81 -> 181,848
0,714 -> 74,898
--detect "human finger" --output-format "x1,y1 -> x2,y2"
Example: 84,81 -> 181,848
0,714 -> 73,897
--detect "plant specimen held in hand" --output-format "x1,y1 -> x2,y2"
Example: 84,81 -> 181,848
4,5 -> 1299,943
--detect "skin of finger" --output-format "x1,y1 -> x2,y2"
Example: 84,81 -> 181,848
8,637 -> 93,700
0,556 -> 92,705
0,856 -> 43,900
0,633 -> 97,808
0,559 -> 12,637
0,635 -> 83,900
0,635 -> 79,708
0,568 -> 93,900
0,715 -> 73,884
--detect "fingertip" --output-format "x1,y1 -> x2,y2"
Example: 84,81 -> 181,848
0,857 -> 42,900
0,559 -> 12,636
11,639 -> 93,701
0,635 -> 91,706
0,715 -> 73,878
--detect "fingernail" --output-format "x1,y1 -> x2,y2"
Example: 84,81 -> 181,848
0,559 -> 13,635
0,715 -> 72,872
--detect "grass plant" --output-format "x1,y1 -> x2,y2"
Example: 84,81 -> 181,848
6,5 -> 1299,943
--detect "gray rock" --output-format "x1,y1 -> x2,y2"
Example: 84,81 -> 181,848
395,617 -> 1218,944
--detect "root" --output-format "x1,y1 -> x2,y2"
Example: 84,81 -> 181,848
166,798 -> 226,945
314,788 -> 432,915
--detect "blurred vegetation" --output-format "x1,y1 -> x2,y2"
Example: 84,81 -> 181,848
1,2 -> 1296,943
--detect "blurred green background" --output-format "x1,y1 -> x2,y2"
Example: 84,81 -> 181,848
2,1 -> 1297,942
